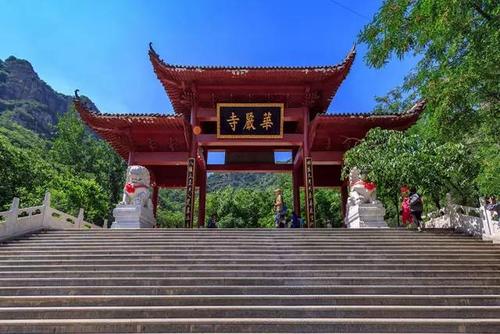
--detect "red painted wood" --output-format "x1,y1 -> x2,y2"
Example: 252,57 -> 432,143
197,134 -> 303,147
128,152 -> 135,165
148,45 -> 356,116
152,186 -> 159,218
310,151 -> 343,164
292,167 -> 301,217
303,107 -> 310,157
198,171 -> 207,228
341,181 -> 348,224
293,148 -> 303,171
134,152 -> 189,165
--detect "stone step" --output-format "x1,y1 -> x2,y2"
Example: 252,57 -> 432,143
2,254 -> 499,262
0,249 -> 500,261
3,285 -> 500,296
1,317 -> 499,333
3,245 -> 497,253
17,235 -> 482,241
3,263 -> 500,271
23,235 -> 478,241
2,305 -> 500,319
34,228 -> 447,232
2,294 -> 500,307
10,234 -> 486,240
2,229 -> 499,333
2,258 -> 498,265
5,242 -> 494,249
2,248 -> 498,255
17,238 -> 482,245
2,276 -> 500,287
1,269 -> 498,279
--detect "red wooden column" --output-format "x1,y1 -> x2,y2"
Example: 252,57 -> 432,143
152,185 -> 159,218
197,169 -> 207,228
127,152 -> 135,165
292,162 -> 301,217
197,150 -> 207,228
340,181 -> 348,225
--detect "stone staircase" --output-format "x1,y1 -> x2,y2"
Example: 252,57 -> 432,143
0,229 -> 499,333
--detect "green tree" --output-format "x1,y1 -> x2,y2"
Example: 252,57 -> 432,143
359,0 -> 499,196
50,107 -> 126,221
315,189 -> 342,227
343,128 -> 478,225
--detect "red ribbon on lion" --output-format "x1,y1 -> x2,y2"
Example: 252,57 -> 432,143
364,182 -> 376,191
124,183 -> 149,194
125,183 -> 136,194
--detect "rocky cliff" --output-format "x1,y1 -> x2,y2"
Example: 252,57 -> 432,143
0,56 -> 94,137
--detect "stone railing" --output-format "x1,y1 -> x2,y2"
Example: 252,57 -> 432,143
0,192 -> 103,241
425,194 -> 500,243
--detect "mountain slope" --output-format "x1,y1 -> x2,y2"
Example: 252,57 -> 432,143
0,56 -> 95,138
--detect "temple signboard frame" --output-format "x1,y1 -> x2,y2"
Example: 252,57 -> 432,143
216,103 -> 284,139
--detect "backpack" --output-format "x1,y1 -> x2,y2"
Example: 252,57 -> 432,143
409,193 -> 423,212
281,203 -> 288,215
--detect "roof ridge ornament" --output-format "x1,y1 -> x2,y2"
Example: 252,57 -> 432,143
148,42 -> 160,60
74,89 -> 80,100
403,99 -> 426,115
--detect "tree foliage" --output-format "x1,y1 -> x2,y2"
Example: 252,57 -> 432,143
360,0 -> 499,136
156,174 -> 342,228
343,128 -> 479,225
0,106 -> 126,224
354,0 -> 499,205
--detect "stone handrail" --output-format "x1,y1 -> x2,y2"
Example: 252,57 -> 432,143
0,192 -> 103,241
425,194 -> 499,243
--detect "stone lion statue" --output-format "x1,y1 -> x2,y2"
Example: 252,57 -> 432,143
348,167 -> 377,205
120,165 -> 153,209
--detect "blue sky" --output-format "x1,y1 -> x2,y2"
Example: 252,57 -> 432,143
0,0 -> 417,115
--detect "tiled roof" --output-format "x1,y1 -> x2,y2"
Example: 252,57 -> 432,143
148,43 -> 356,115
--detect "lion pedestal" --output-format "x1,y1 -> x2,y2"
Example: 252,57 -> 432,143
111,165 -> 156,229
344,168 -> 388,229
112,204 -> 155,229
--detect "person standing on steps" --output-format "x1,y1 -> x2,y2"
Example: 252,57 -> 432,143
409,187 -> 424,232
290,212 -> 301,228
400,186 -> 413,227
274,188 -> 287,228
207,214 -> 218,228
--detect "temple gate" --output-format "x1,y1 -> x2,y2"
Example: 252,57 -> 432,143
75,43 -> 424,228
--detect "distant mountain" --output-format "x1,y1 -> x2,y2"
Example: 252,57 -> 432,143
0,56 -> 95,138
207,173 -> 281,192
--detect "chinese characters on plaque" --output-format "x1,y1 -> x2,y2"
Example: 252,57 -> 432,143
184,158 -> 196,228
217,103 -> 284,138
304,157 -> 316,228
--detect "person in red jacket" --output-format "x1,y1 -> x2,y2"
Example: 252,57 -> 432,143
401,196 -> 413,226
400,186 -> 413,226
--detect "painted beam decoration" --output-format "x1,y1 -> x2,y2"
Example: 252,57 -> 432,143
304,157 -> 316,228
184,158 -> 196,228
217,103 -> 284,138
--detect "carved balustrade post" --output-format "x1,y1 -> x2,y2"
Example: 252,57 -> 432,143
6,198 -> 19,235
42,192 -> 52,228
76,208 -> 84,229
479,197 -> 494,240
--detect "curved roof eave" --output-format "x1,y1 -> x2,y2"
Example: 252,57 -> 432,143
148,43 -> 356,115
